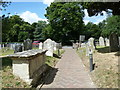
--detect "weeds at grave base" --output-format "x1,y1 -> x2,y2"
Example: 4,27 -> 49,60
77,46 -> 119,88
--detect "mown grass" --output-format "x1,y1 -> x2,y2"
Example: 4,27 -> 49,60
0,48 -> 14,56
2,57 -> 30,88
77,46 -> 119,88
1,49 -> 65,88
46,49 -> 65,67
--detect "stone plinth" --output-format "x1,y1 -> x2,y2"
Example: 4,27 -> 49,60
7,49 -> 47,84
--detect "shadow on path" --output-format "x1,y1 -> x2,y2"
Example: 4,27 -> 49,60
32,64 -> 58,88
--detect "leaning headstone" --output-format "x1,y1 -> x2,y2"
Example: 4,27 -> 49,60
109,33 -> 119,52
14,44 -> 23,53
43,39 -> 54,57
99,37 -> 105,46
24,39 -> 32,51
105,38 -> 110,46
39,42 -> 43,50
88,37 -> 95,50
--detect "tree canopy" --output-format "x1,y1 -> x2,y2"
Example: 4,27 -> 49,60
45,2 -> 84,44
80,2 -> 120,16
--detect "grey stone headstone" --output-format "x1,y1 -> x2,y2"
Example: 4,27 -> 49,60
86,43 -> 89,56
119,37 -> 120,45
99,37 -> 105,46
14,44 -> 23,53
43,39 -> 54,56
39,42 -> 43,50
52,41 -> 57,51
105,38 -> 110,46
109,33 -> 119,52
0,44 -> 1,49
24,39 -> 32,51
88,37 -> 95,50
79,35 -> 85,42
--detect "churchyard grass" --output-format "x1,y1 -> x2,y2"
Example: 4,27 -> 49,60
77,46 -> 119,88
0,48 -> 14,56
46,49 -> 65,67
2,57 -> 30,88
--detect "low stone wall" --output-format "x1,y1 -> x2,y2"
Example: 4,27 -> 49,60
7,49 -> 47,84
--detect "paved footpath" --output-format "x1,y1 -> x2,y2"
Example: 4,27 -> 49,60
41,48 -> 96,88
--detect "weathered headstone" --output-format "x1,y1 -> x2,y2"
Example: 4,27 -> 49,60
39,42 -> 43,50
109,33 -> 119,52
119,37 -> 120,46
86,43 -> 89,56
24,39 -> 32,51
99,37 -> 105,46
105,38 -> 110,46
14,44 -> 23,53
52,41 -> 57,51
88,37 -> 95,50
43,39 -> 54,56
79,35 -> 85,42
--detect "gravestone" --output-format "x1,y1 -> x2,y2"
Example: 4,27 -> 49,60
109,33 -> 119,52
52,41 -> 57,51
43,39 -> 54,56
24,39 -> 32,51
86,43 -> 89,56
39,42 -> 43,50
88,37 -> 95,50
79,35 -> 85,42
99,37 -> 105,46
14,44 -> 23,53
105,38 -> 110,46
119,37 -> 120,46
0,44 -> 1,49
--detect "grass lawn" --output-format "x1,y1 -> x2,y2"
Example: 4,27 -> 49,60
2,57 -> 30,88
1,48 -> 65,88
0,48 -> 14,56
77,46 -> 119,88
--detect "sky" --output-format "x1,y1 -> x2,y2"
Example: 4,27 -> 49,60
1,0 -> 109,25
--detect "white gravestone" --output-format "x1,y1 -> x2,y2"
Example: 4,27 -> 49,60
105,38 -> 110,46
0,44 -> 1,49
52,41 -> 57,51
43,39 -> 54,57
99,37 -> 105,46
39,42 -> 43,50
88,37 -> 95,49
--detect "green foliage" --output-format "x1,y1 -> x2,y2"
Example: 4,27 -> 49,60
101,15 -> 120,37
33,21 -> 47,41
80,2 -> 120,16
45,2 -> 84,44
2,15 -> 34,42
84,22 -> 101,39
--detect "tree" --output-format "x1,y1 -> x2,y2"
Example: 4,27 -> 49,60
83,22 -> 101,39
80,2 -> 120,17
33,21 -> 47,41
101,15 -> 120,37
45,2 -> 84,44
